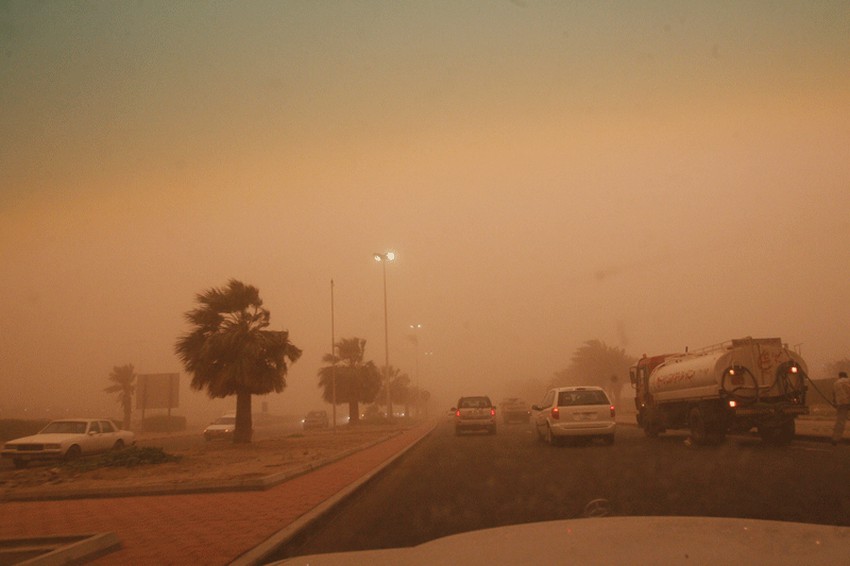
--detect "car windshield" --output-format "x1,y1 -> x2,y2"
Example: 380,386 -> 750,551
40,421 -> 87,435
307,412 -> 325,418
213,417 -> 235,425
558,391 -> 610,406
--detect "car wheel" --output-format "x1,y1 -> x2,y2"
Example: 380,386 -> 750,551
489,426 -> 496,435
12,458 -> 27,469
65,445 -> 82,461
112,439 -> 125,451
455,427 -> 462,436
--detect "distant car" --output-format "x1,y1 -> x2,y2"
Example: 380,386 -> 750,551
303,410 -> 330,430
203,414 -> 236,441
1,418 -> 135,468
532,386 -> 616,446
500,397 -> 531,424
453,396 -> 496,435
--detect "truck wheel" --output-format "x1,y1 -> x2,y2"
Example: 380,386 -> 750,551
644,421 -> 661,438
689,407 -> 709,445
689,407 -> 725,445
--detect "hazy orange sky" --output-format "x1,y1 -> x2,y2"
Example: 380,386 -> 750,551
2,1 -> 849,420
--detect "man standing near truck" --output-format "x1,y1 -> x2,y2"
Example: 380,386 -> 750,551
832,371 -> 850,446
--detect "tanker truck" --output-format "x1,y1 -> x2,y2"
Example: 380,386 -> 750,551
630,337 -> 808,445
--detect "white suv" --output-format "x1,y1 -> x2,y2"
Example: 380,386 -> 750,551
532,386 -> 615,446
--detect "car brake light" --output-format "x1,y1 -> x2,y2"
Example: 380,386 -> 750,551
610,405 -> 616,418
455,410 -> 461,417
490,408 -> 496,417
551,407 -> 559,420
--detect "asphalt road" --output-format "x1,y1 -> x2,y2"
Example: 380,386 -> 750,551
273,419 -> 850,560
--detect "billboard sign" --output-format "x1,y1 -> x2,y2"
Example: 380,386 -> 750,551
136,373 -> 180,410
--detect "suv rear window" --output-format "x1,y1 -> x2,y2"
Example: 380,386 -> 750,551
459,397 -> 492,409
557,390 -> 609,406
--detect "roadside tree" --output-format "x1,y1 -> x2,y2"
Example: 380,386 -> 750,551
386,367 -> 411,417
553,339 -> 636,408
104,363 -> 136,430
174,279 -> 302,443
318,337 -> 381,425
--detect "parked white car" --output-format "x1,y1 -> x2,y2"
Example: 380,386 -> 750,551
1,418 -> 135,468
532,386 -> 616,446
203,413 -> 237,441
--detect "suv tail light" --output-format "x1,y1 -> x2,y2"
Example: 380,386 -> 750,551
610,405 -> 616,418
551,407 -> 560,420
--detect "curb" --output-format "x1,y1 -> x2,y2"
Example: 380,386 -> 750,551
2,430 -> 408,502
229,421 -> 438,566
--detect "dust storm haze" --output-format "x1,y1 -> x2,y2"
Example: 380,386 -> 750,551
1,2 -> 848,422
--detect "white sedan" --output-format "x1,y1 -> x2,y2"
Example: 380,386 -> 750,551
1,418 -> 135,468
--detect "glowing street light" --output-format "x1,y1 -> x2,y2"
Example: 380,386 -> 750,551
374,251 -> 395,419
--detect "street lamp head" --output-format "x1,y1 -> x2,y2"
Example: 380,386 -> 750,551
374,251 -> 396,262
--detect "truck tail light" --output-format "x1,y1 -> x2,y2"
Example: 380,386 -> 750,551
610,405 -> 616,418
551,407 -> 560,420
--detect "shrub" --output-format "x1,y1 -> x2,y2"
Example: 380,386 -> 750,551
64,446 -> 182,472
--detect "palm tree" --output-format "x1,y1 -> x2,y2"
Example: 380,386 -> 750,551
318,337 -> 381,424
174,279 -> 302,443
104,363 -> 136,430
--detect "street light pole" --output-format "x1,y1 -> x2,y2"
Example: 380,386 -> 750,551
409,323 -> 422,417
374,251 -> 395,419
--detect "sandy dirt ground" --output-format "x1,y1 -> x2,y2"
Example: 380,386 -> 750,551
0,425 -> 401,500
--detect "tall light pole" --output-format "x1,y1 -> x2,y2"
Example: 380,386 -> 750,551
374,251 -> 395,419
409,323 -> 422,418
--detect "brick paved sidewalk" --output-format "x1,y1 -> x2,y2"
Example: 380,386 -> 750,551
0,422 -> 435,565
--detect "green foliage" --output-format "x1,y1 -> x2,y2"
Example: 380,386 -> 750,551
175,279 -> 302,443
175,279 -> 303,398
317,337 -> 382,423
64,446 -> 182,472
553,339 -> 636,390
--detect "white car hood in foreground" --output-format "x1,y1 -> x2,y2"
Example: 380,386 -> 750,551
278,516 -> 850,565
6,433 -> 83,444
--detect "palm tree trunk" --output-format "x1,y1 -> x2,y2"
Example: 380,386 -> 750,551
122,396 -> 132,430
234,392 -> 253,443
348,400 -> 360,425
